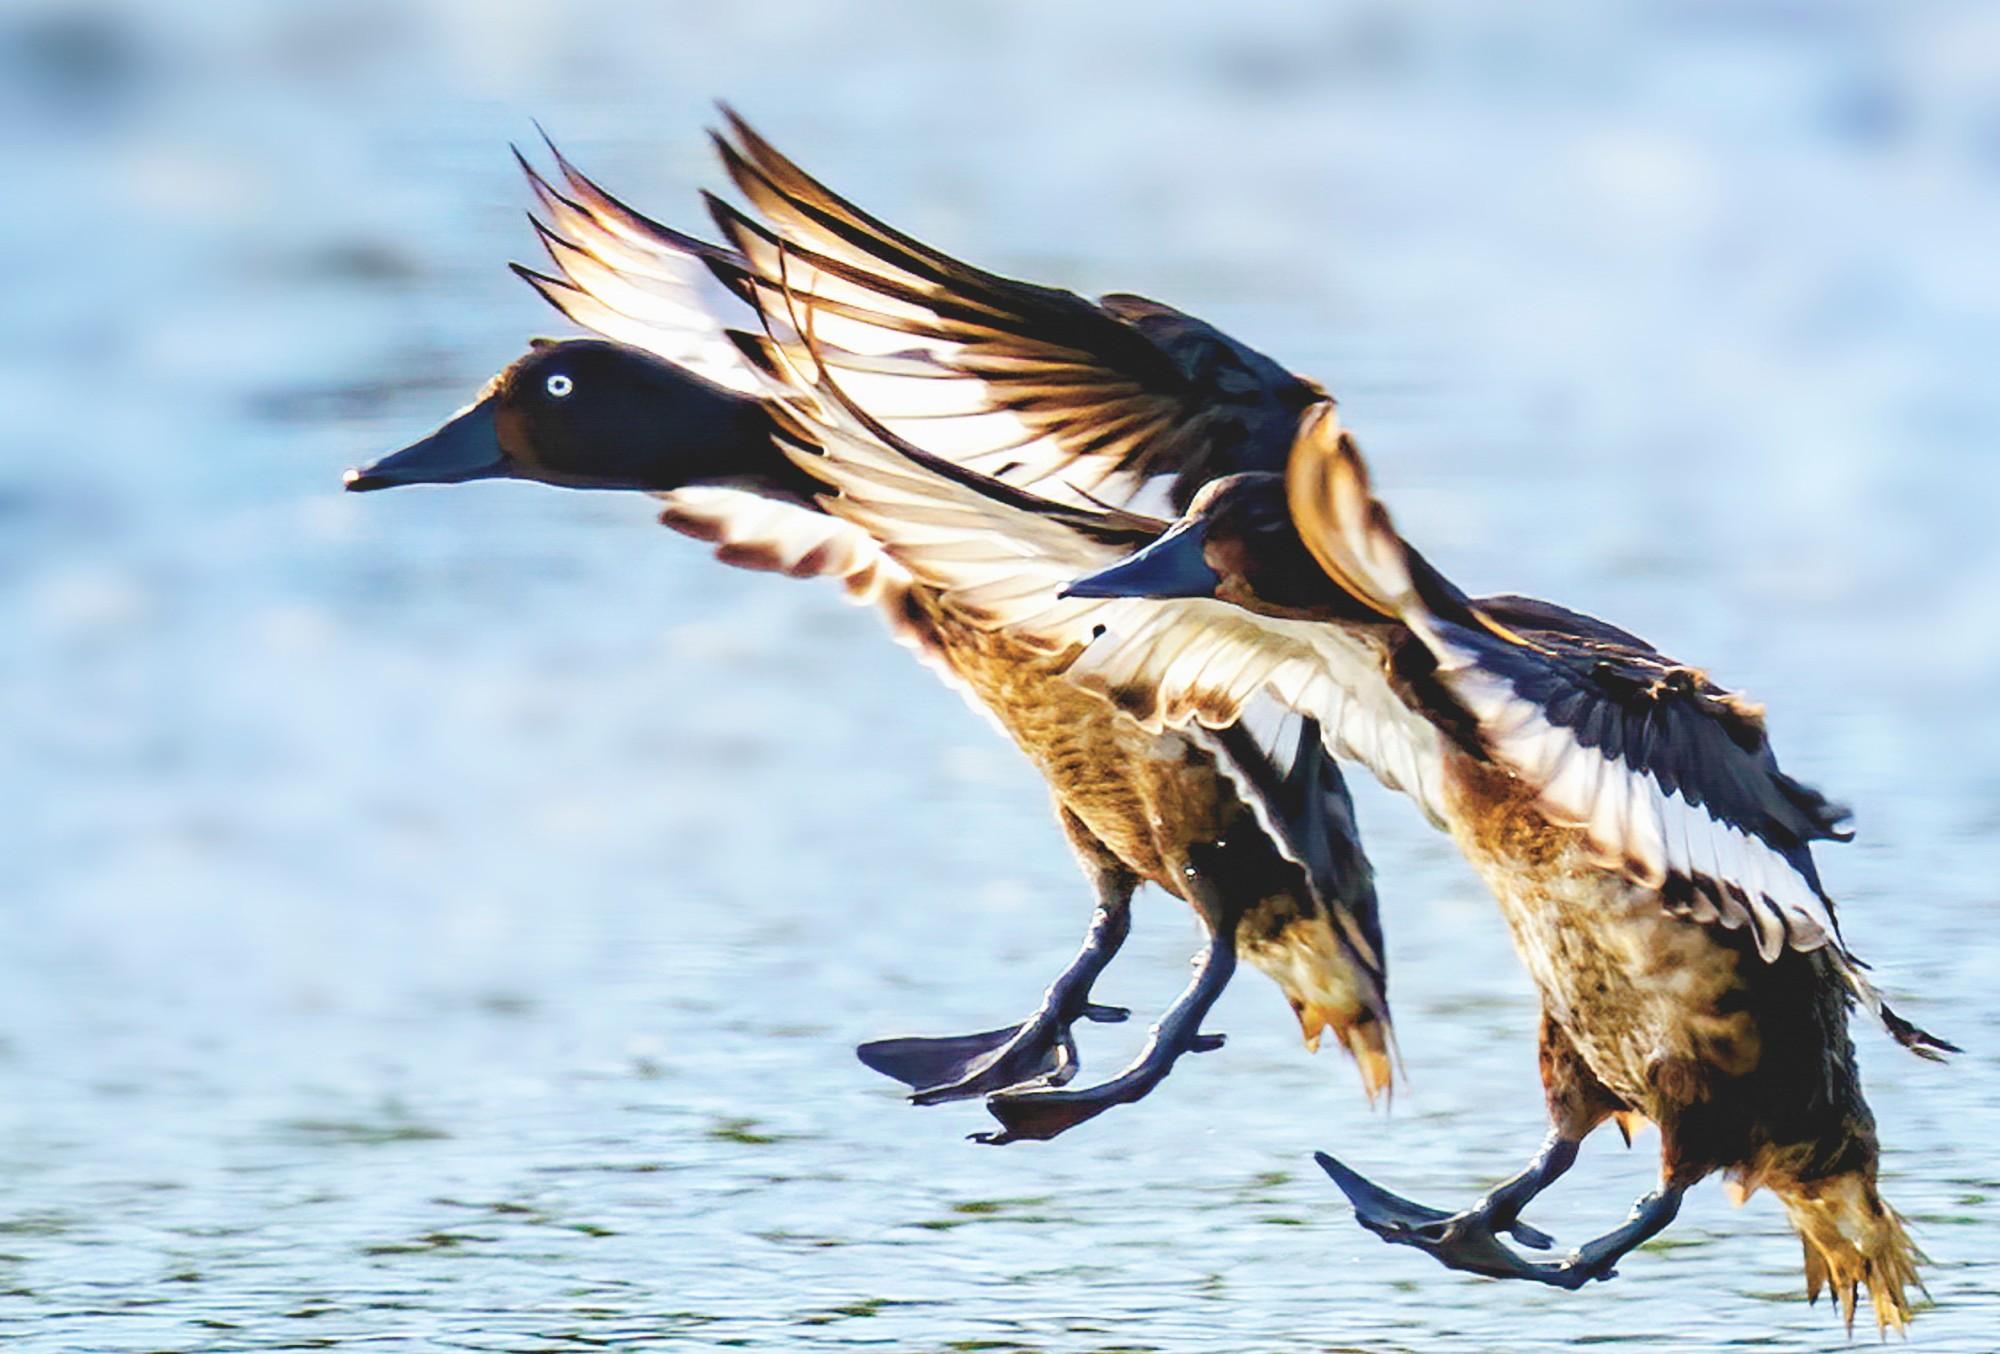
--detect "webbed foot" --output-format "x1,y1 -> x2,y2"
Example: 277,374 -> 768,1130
856,1003 -> 1129,1103
1315,1152 -> 1684,1290
1314,1152 -> 1569,1280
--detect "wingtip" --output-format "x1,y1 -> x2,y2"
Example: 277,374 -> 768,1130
533,120 -> 602,201
700,187 -> 759,250
707,127 -> 770,203
706,125 -> 740,172
512,142 -> 578,219
507,259 -> 572,295
522,212 -> 573,268
715,100 -> 755,147
531,117 -> 562,163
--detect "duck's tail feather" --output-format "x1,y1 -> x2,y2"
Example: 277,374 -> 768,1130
1234,912 -> 1396,1104
1758,1168 -> 1930,1335
1197,706 -> 1399,1105
1835,957 -> 1959,1061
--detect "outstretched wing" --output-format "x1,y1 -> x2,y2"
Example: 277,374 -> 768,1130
769,379 -> 1400,1029
517,112 -> 1322,517
1285,415 -> 1952,1055
1286,415 -> 1849,961
769,369 -> 1451,826
1441,623 -> 1850,957
510,137 -> 765,395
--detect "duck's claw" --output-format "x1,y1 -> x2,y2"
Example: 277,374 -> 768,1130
1314,1152 -> 1567,1278
1509,1220 -> 1557,1251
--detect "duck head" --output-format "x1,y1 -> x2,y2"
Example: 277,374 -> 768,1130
345,339 -> 812,499
1063,472 -> 1364,618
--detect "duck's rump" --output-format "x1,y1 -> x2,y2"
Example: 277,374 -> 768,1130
1447,756 -> 1871,1178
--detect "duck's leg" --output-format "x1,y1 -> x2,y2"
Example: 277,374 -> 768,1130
1553,1183 -> 1685,1285
1316,1011 -> 1634,1279
1318,1151 -> 1684,1288
856,816 -> 1138,1103
973,846 -> 1239,1145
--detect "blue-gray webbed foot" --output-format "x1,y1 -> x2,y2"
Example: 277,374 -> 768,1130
1316,1146 -> 1685,1289
857,889 -> 1133,1104
856,1002 -> 1130,1104
1314,1149 -> 1568,1280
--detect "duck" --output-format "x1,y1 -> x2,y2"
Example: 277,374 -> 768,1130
345,112 -> 1399,1144
771,368 -> 1953,1329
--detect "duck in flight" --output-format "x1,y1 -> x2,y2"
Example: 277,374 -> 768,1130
345,113 -> 1400,1143
770,346 -> 1953,1329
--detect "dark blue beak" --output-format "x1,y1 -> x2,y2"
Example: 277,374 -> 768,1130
1061,520 -> 1221,600
344,399 -> 510,492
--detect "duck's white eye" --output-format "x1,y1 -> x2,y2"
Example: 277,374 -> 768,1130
545,373 -> 574,398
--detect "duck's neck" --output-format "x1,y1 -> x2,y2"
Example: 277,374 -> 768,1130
673,401 -> 825,507
626,370 -> 826,507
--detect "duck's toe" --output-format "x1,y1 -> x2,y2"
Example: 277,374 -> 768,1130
1315,1152 -> 1453,1231
858,1008 -> 1113,1104
857,1025 -> 1049,1095
1314,1152 -> 1568,1278
972,1082 -> 1116,1145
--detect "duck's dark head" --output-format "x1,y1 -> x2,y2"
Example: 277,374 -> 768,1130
345,338 -> 808,498
1063,472 -> 1366,618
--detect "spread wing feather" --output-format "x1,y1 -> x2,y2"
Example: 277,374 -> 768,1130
763,359 -> 1453,827
514,112 -> 1321,518
512,144 -> 764,394
1284,412 -> 1850,959
1284,415 -> 1954,1057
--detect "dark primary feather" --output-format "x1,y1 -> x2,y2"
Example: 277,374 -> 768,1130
1464,615 -> 1852,853
706,105 -> 1323,512
1475,594 -> 1660,653
512,111 -> 1329,515
747,325 -> 1169,555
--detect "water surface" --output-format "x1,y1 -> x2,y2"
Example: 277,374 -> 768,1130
4,2 -> 1997,1349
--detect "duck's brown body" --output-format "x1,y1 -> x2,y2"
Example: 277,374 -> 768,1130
902,586 -> 1389,1084
1443,752 -> 1920,1328
939,615 -> 1228,889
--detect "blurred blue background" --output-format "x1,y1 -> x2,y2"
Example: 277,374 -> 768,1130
3,2 -> 1996,1350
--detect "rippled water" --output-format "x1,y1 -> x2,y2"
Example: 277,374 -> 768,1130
5,2 -> 1997,1350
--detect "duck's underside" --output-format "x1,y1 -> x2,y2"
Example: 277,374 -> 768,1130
852,585 -> 1392,1140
